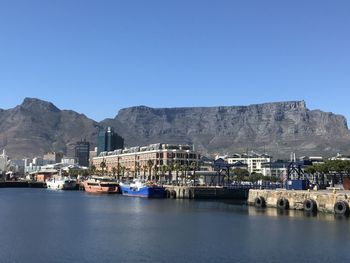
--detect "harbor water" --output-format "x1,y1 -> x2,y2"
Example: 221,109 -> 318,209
0,188 -> 349,263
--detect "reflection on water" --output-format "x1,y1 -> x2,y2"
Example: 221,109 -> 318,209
247,206 -> 344,221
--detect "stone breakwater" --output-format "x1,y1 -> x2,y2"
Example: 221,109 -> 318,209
248,189 -> 350,215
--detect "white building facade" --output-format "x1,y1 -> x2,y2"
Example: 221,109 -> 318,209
226,153 -> 271,174
0,149 -> 9,172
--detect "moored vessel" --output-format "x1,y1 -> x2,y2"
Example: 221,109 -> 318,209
120,180 -> 166,198
83,177 -> 119,193
46,177 -> 77,190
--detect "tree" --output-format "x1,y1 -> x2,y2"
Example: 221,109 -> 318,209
167,162 -> 174,184
190,161 -> 198,185
233,168 -> 250,182
304,166 -> 316,175
153,166 -> 158,182
135,163 -> 141,179
112,167 -> 117,179
90,165 -> 96,176
100,160 -> 107,176
248,173 -> 265,183
121,166 -> 126,179
116,164 -> 122,181
182,164 -> 189,184
160,165 -> 167,183
311,160 -> 350,186
142,165 -> 147,181
174,161 -> 181,185
147,159 -> 154,181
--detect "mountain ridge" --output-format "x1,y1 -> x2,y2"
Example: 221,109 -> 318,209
1,98 -> 349,159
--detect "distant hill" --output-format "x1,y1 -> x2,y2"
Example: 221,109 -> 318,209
1,98 -> 350,159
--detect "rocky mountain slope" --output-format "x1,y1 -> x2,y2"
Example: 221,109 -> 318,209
0,98 -> 100,158
1,98 -> 349,158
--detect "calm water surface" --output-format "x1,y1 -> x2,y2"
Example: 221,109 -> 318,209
0,188 -> 349,263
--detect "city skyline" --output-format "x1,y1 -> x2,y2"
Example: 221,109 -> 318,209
0,0 -> 349,122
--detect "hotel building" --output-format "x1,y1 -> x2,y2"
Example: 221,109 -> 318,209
92,143 -> 200,177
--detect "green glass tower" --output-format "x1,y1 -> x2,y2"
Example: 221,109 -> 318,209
97,127 -> 124,155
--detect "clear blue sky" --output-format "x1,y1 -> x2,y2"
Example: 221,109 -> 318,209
0,0 -> 349,122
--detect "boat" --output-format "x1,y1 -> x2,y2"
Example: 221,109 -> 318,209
83,177 -> 119,194
119,180 -> 166,198
46,177 -> 77,190
343,177 -> 350,190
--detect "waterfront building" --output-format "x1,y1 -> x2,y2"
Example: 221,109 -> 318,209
261,160 -> 289,178
43,152 -> 63,164
92,143 -> 200,179
226,152 -> 271,174
10,159 -> 25,175
32,157 -> 44,166
199,156 -> 215,172
329,153 -> 350,161
299,156 -> 324,164
74,139 -> 90,167
34,170 -> 58,182
25,163 -> 43,174
97,127 -> 124,155
0,149 -> 9,172
61,157 -> 78,165
89,147 -> 98,166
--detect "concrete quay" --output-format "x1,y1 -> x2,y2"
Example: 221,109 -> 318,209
164,185 -> 249,200
0,181 -> 46,188
248,189 -> 350,215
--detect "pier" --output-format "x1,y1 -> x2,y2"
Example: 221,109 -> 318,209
248,189 -> 350,216
164,185 -> 250,200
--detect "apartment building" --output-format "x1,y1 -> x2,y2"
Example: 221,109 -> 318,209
226,152 -> 271,174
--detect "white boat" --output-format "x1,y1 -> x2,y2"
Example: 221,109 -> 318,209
46,177 -> 77,190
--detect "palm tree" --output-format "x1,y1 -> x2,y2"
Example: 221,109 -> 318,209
147,159 -> 154,181
100,159 -> 107,176
167,162 -> 174,184
117,164 -> 122,181
184,164 -> 190,184
160,164 -> 167,183
153,166 -> 158,182
142,165 -> 147,181
135,163 -> 141,179
112,167 -> 117,179
90,165 -> 96,176
126,168 -> 131,179
174,161 -> 181,185
182,164 -> 189,185
190,161 -> 198,185
121,166 -> 126,180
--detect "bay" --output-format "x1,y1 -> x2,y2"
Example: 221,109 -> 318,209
0,189 -> 349,263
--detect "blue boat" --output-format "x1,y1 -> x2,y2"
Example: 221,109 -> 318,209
120,180 -> 166,198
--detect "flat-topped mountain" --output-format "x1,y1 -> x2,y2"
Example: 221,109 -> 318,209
1,98 -> 349,158
102,101 -> 350,157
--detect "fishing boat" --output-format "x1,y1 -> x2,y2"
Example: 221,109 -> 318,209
46,177 -> 77,190
83,177 -> 119,194
119,180 -> 166,198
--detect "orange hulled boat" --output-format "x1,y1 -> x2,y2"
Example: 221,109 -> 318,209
83,177 -> 119,194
